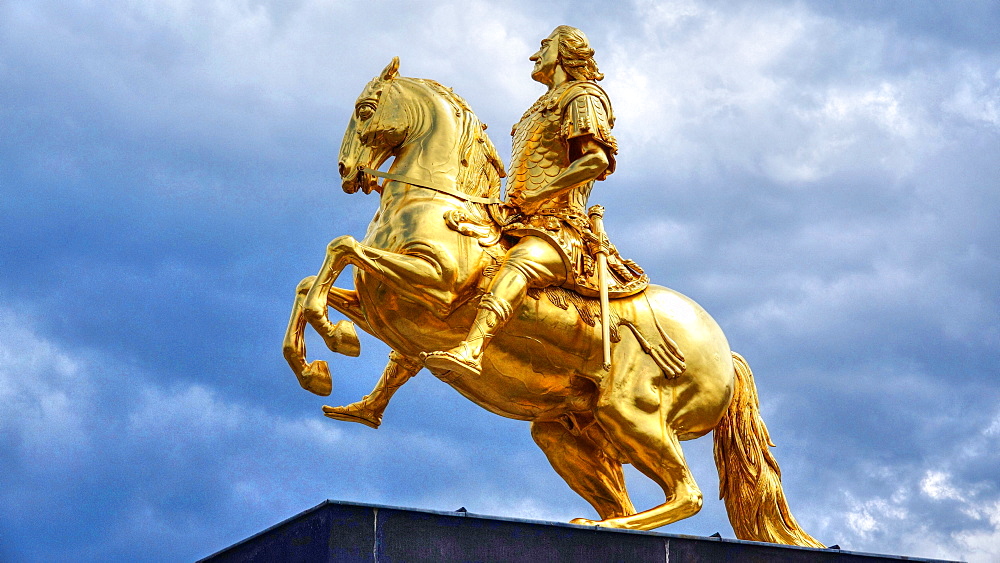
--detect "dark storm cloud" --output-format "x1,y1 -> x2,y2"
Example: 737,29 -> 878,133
1,1 -> 997,560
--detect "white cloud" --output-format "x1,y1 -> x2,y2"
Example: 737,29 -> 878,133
0,309 -> 92,471
986,414 -> 1000,437
808,418 -> 1000,561
953,501 -> 1000,563
943,65 -> 1000,127
843,486 -> 910,539
128,384 -> 245,440
599,2 -> 972,190
921,470 -> 966,502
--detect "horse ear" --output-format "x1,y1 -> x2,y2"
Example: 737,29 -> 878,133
381,57 -> 400,80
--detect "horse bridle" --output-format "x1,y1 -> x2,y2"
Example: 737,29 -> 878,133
359,166 -> 504,205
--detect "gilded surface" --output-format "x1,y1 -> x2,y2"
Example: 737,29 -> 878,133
282,26 -> 822,547
503,79 -> 642,297
507,81 -> 615,210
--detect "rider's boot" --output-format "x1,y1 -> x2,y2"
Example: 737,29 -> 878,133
323,351 -> 420,428
423,292 -> 514,378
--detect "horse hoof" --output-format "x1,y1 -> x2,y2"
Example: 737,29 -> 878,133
299,360 -> 332,396
322,320 -> 361,357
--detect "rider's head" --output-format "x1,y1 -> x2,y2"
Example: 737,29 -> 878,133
551,25 -> 603,82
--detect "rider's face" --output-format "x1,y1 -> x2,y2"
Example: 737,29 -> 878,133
530,32 -> 560,86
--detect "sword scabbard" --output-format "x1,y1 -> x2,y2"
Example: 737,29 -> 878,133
588,205 -> 612,371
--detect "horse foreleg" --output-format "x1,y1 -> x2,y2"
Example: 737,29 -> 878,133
531,419 -> 635,520
284,276 -> 367,396
304,236 -> 457,334
322,351 -> 421,428
301,237 -> 369,351
284,277 -> 333,396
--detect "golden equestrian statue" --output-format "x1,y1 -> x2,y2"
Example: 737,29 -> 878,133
282,25 -> 823,546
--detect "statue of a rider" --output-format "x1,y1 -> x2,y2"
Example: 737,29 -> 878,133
423,25 -> 646,378
290,28 -> 822,548
323,25 -> 646,427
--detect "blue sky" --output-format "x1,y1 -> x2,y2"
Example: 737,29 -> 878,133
2,1 -> 998,561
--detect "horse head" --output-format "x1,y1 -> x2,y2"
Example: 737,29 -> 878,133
338,58 -> 505,201
338,57 -> 409,195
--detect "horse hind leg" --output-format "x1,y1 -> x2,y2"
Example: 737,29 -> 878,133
580,420 -> 702,530
530,419 -> 635,520
582,343 -> 703,530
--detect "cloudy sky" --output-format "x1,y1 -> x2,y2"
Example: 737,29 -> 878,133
2,0 -> 998,560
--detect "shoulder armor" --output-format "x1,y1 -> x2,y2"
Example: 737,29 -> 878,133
559,82 -> 615,127
559,82 -> 618,178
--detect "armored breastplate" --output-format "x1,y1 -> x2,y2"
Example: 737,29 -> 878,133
507,84 -> 593,214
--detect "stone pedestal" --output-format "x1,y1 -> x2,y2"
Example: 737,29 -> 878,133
200,500 -> 953,562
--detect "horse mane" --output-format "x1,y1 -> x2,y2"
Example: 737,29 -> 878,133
411,78 -> 506,200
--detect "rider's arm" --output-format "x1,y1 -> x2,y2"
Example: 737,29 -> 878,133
512,136 -> 610,214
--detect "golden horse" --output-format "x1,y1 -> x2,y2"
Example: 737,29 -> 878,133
282,58 -> 822,547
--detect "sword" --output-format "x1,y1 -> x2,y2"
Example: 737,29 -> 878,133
588,205 -> 612,371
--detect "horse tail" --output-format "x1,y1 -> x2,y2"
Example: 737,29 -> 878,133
712,352 -> 824,547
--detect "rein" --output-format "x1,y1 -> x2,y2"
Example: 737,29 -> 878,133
360,166 -> 503,205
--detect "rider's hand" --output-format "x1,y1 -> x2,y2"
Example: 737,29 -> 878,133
512,188 -> 544,215
519,198 -> 542,215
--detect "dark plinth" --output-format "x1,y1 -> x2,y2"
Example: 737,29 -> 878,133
200,500 -> 955,563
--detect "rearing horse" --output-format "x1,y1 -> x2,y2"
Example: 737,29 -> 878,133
282,57 -> 822,547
